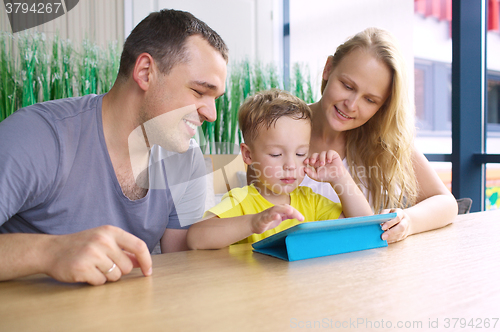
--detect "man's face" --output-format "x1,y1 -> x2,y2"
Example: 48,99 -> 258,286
141,35 -> 227,153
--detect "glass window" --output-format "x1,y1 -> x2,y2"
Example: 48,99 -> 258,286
414,67 -> 426,127
488,77 -> 500,125
486,164 -> 500,211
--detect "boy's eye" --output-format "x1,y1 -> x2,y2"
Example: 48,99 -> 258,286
270,154 -> 281,157
191,88 -> 202,96
296,153 -> 306,157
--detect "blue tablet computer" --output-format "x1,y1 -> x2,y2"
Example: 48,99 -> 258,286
252,213 -> 397,261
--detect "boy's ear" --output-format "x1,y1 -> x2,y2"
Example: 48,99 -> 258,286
240,143 -> 253,166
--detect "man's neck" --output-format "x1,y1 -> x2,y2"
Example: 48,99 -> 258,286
102,81 -> 149,200
102,83 -> 140,159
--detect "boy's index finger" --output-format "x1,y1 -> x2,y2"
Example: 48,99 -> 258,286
114,229 -> 152,276
284,205 -> 304,221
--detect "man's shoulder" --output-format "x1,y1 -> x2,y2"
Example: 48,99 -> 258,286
1,94 -> 102,131
22,94 -> 102,121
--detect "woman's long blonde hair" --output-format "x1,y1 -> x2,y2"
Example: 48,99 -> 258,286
321,27 -> 418,212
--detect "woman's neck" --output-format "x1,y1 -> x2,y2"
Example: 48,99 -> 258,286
309,102 -> 347,159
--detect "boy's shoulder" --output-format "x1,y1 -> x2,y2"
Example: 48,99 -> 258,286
294,185 -> 319,198
222,184 -> 261,202
294,186 -> 340,206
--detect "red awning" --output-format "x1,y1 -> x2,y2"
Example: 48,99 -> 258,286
414,0 -> 499,32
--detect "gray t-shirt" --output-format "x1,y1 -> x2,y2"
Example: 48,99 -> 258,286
0,94 -> 206,252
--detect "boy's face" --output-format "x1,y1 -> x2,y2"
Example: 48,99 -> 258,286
243,116 -> 311,197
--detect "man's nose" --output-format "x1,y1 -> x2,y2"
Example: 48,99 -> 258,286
198,99 -> 217,123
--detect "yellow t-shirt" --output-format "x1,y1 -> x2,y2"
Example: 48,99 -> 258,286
206,184 -> 342,244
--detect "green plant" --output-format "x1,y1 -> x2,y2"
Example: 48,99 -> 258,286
199,59 -> 315,154
0,32 -> 121,121
0,32 -> 317,156
0,32 -> 18,121
292,63 -> 315,104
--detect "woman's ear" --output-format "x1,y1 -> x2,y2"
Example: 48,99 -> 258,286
133,53 -> 155,91
322,55 -> 334,81
240,143 -> 253,166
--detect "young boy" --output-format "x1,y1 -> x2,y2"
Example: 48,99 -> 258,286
187,90 -> 372,249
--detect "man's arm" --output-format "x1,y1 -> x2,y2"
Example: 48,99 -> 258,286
0,226 -> 152,285
160,229 -> 189,253
161,143 -> 207,253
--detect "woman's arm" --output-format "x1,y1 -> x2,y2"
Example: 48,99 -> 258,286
381,148 -> 458,242
186,206 -> 304,249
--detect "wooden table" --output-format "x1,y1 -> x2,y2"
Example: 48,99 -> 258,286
1,210 -> 500,332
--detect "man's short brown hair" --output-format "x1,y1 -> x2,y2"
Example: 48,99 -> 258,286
238,89 -> 312,145
117,9 -> 228,80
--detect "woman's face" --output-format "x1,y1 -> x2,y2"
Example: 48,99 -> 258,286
320,48 -> 392,133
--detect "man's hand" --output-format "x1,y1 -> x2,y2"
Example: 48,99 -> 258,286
43,225 -> 152,285
250,205 -> 304,234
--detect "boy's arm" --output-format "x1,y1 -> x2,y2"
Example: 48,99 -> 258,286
304,150 -> 373,218
187,205 -> 304,249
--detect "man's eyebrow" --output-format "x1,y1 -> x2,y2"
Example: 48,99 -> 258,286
192,81 -> 217,90
191,81 -> 225,98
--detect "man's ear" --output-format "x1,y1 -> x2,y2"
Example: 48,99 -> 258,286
240,143 -> 253,166
133,53 -> 155,91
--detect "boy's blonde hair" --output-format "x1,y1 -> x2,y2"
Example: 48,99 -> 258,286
322,27 -> 417,212
238,89 -> 311,145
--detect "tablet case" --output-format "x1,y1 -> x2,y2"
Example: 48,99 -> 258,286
252,213 -> 397,261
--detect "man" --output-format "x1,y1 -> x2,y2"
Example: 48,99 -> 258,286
0,9 -> 228,285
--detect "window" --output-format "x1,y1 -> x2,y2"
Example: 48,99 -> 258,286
488,73 -> 500,131
414,59 -> 452,133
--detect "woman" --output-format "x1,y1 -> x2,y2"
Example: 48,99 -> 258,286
302,27 -> 458,243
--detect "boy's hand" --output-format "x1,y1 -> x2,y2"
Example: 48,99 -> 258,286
251,205 -> 304,234
304,150 -> 347,184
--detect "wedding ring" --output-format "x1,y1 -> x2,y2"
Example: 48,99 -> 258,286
105,263 -> 117,274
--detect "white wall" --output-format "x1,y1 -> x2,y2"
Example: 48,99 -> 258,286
488,32 -> 500,72
290,0 -> 414,99
413,14 -> 452,63
413,12 -> 500,72
124,0 -> 281,65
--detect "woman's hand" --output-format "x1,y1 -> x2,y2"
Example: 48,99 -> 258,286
380,208 -> 412,243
